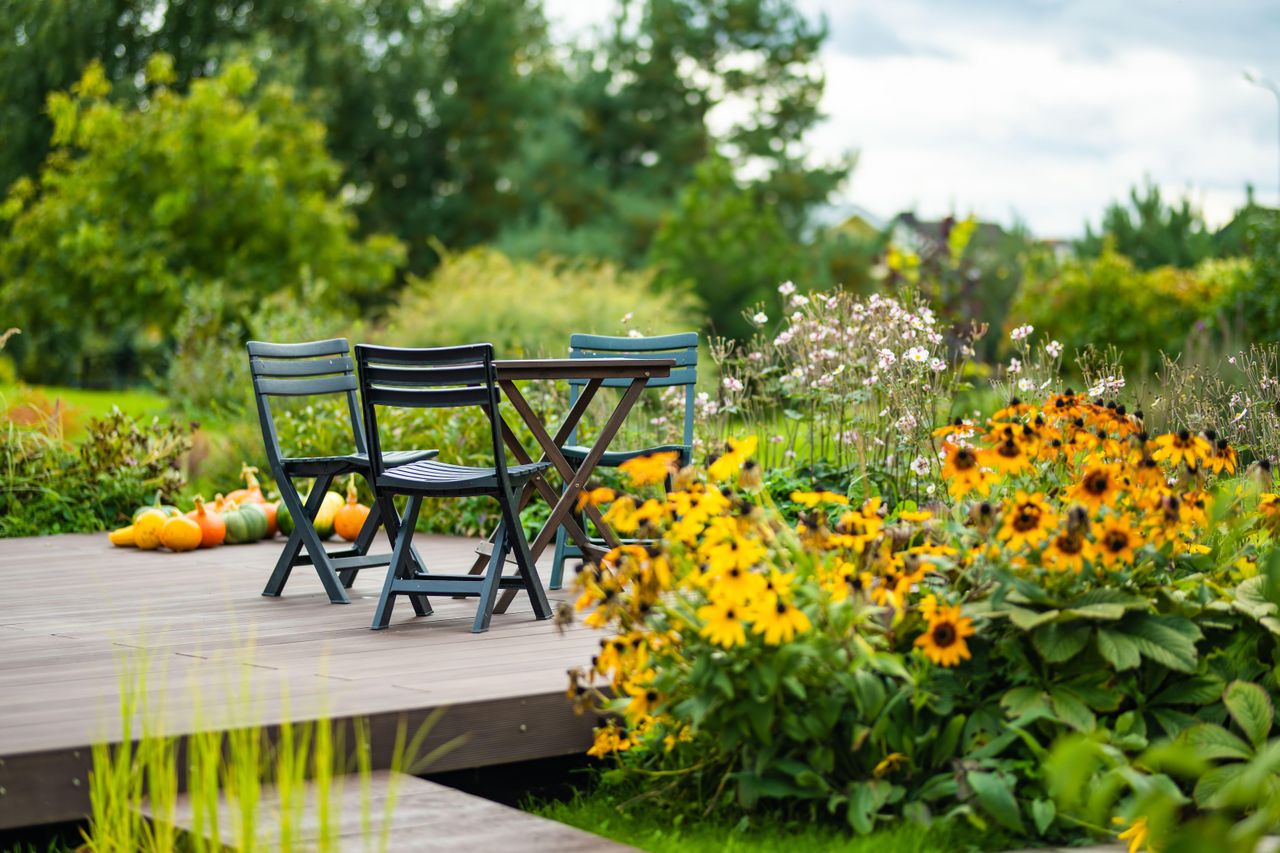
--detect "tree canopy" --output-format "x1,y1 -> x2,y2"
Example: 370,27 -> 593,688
1,0 -> 849,295
0,56 -> 403,386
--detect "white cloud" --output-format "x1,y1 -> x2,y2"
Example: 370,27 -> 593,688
543,0 -> 1280,236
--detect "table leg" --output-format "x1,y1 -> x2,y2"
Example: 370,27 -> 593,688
494,377 -> 650,613
467,378 -> 605,574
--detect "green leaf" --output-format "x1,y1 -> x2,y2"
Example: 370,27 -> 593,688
1224,681 -> 1274,748
967,771 -> 1025,833
1030,797 -> 1056,836
1151,675 -> 1225,707
1179,723 -> 1255,761
1001,686 -> 1050,718
1233,575 -> 1277,619
1059,603 -> 1127,621
1049,687 -> 1097,733
1124,614 -> 1201,673
1193,762 -> 1250,809
1070,588 -> 1150,609
1096,627 -> 1142,671
1031,622 -> 1092,663
930,714 -> 967,768
1007,606 -> 1060,630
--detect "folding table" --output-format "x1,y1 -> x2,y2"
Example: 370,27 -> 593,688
471,357 -> 676,610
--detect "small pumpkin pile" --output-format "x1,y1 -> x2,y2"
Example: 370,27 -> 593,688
107,465 -> 375,552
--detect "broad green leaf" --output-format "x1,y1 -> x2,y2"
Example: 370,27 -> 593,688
1031,622 -> 1092,663
1224,681 -> 1274,748
1151,675 -> 1225,707
1049,687 -> 1097,733
1096,627 -> 1141,671
1059,603 -> 1127,621
967,770 -> 1024,833
1069,588 -> 1149,609
1124,615 -> 1201,673
1007,606 -> 1060,630
1233,576 -> 1277,619
1193,762 -> 1250,809
1179,723 -> 1254,761
1001,686 -> 1049,718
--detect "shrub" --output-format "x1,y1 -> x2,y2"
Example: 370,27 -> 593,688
385,248 -> 701,356
1,407 -> 192,536
1009,248 -> 1221,373
568,391 -> 1280,847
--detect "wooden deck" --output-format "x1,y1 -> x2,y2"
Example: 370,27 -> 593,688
0,533 -> 602,831
155,771 -> 634,851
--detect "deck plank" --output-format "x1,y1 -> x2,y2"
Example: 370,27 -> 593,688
149,770 -> 633,852
0,533 -> 600,830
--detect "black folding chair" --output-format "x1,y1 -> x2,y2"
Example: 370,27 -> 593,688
248,338 -> 437,604
355,343 -> 553,633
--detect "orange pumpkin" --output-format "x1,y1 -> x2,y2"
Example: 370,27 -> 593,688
334,476 -> 371,542
187,495 -> 227,548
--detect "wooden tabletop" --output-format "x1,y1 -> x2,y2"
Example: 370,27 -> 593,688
495,357 -> 674,381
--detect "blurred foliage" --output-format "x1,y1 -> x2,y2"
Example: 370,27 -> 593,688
0,57 -> 403,387
1011,248 -> 1231,373
650,155 -> 803,339
1077,180 -> 1216,270
385,247 -> 701,355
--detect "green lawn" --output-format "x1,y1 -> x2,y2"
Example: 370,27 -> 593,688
530,790 -> 999,853
1,383 -> 171,438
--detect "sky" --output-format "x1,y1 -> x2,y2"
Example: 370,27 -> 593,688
542,0 -> 1280,238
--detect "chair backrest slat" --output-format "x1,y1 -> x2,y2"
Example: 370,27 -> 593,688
355,343 -> 508,486
564,332 -> 698,452
361,363 -> 490,388
250,355 -> 354,378
255,375 -> 358,397
567,332 -> 699,390
568,332 -> 698,353
246,338 -> 370,474
246,338 -> 350,359
362,386 -> 491,409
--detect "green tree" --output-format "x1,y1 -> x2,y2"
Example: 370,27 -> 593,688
0,56 -> 404,386
1076,180 -> 1216,270
504,0 -> 849,268
649,155 -> 801,338
1,0 -> 551,272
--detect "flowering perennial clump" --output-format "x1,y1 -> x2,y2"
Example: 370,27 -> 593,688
566,383 -> 1280,848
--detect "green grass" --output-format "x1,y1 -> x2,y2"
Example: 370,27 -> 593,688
530,789 -> 999,853
1,383 -> 170,438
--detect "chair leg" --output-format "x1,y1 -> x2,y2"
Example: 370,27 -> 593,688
472,522 -> 508,634
506,487 -> 552,622
372,495 -> 422,629
376,494 -> 432,616
264,475 -> 347,602
550,520 -> 568,591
